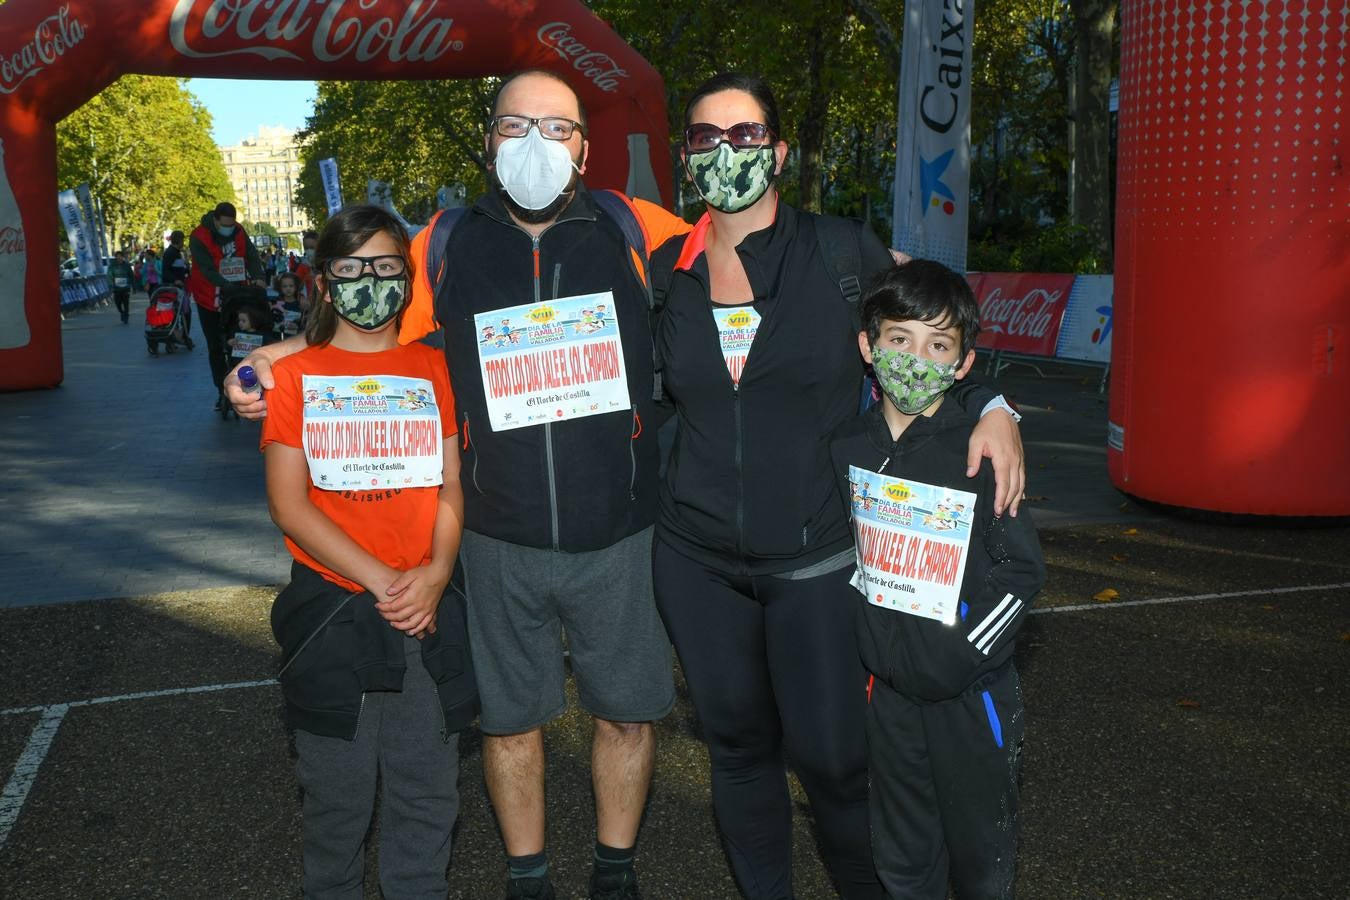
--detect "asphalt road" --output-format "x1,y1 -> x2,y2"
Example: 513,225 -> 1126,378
1,297 -> 1346,898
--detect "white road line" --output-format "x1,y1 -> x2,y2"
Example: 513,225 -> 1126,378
1033,581 -> 1350,615
0,705 -> 68,849
0,678 -> 276,717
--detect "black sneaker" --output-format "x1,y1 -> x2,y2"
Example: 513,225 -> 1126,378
589,869 -> 641,900
505,876 -> 556,900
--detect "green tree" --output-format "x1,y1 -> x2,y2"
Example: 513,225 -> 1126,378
1069,0 -> 1116,267
57,76 -> 234,250
295,79 -> 493,228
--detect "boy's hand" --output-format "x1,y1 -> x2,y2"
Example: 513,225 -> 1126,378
967,409 -> 1026,517
378,562 -> 451,638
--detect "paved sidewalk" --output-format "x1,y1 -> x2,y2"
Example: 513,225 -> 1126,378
0,295 -> 289,608
0,296 -> 1146,608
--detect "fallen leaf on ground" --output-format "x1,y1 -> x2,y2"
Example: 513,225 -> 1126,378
1093,588 -> 1120,602
1177,699 -> 1201,709
1123,528 -> 1139,535
1111,554 -> 1128,562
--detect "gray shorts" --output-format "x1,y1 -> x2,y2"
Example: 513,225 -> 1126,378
460,526 -> 675,734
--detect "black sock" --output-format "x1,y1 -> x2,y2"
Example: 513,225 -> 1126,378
593,841 -> 635,879
508,850 -> 549,881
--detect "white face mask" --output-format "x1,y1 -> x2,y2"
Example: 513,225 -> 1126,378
493,128 -> 578,211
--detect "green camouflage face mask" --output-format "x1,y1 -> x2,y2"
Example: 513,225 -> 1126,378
685,143 -> 776,213
329,276 -> 405,331
871,347 -> 958,415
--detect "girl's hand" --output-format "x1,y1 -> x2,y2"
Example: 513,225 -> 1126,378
377,562 -> 451,637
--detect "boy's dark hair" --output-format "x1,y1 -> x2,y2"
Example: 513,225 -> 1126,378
861,259 -> 981,358
305,204 -> 412,347
213,201 -> 237,219
489,69 -> 588,135
683,72 -> 781,138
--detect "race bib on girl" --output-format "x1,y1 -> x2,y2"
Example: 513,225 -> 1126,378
711,305 -> 761,386
301,375 -> 443,491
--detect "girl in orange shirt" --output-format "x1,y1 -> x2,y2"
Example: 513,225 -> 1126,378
260,204 -> 477,897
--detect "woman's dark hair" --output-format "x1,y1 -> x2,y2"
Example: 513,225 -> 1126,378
860,259 -> 982,358
305,204 -> 413,347
682,72 -> 781,138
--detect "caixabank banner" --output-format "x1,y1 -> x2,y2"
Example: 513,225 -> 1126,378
0,1 -> 674,391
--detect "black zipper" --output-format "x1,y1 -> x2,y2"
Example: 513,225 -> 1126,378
733,388 -> 745,558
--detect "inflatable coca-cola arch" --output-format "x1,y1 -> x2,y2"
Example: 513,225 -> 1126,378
0,1 -> 673,391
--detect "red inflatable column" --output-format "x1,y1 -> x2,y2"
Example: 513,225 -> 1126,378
1110,1 -> 1349,516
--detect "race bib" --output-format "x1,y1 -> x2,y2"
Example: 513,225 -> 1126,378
711,305 -> 761,386
231,331 -> 264,358
847,466 -> 976,625
113,276 -> 128,288
474,292 -> 630,431
219,256 -> 246,282
301,374 -> 444,491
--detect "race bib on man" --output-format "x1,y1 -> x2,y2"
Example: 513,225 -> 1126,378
113,276 -> 128,288
474,292 -> 630,431
219,256 -> 246,282
711,305 -> 761,386
301,375 -> 444,490
847,466 -> 976,625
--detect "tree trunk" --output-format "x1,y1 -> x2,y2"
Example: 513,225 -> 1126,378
1070,0 -> 1115,267
797,21 -> 830,213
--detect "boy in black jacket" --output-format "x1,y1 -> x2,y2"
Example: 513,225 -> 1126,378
830,260 -> 1045,899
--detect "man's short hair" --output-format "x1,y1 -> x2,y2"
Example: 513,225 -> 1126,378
860,259 -> 982,358
489,69 -> 588,135
213,201 -> 237,219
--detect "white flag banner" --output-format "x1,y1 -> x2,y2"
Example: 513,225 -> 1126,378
892,0 -> 974,272
94,196 -> 110,260
58,188 -> 97,276
319,157 -> 343,216
74,183 -> 104,274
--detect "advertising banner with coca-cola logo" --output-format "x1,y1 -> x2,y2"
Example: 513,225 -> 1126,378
967,273 -> 1075,358
0,1 -> 674,391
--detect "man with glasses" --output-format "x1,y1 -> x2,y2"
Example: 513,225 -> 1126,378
226,70 -> 690,900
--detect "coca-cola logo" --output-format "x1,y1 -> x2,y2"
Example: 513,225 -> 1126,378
979,287 -> 1063,339
536,22 -> 629,93
169,0 -> 462,64
0,6 -> 86,96
0,225 -> 25,256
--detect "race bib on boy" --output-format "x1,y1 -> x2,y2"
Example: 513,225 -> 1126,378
219,256 -> 246,282
847,466 -> 976,625
301,375 -> 443,491
711,305 -> 760,386
474,292 -> 630,432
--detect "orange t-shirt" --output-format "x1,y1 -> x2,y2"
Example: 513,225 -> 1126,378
260,341 -> 458,592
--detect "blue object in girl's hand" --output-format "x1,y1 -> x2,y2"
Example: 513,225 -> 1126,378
238,365 -> 261,393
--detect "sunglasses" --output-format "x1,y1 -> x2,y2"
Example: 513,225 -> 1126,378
684,122 -> 775,153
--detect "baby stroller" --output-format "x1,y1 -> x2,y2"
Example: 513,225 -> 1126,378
218,284 -> 273,419
144,285 -> 194,356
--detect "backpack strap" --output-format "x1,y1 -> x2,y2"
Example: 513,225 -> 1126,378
812,214 -> 865,308
592,189 -> 654,309
424,206 -> 469,300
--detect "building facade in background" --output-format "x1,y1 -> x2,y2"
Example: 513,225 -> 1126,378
219,125 -> 309,241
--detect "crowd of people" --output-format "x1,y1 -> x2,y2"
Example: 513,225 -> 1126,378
224,69 -> 1043,900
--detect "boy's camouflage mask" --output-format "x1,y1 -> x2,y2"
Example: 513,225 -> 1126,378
871,347 -> 958,415
685,143 -> 776,213
329,275 -> 405,331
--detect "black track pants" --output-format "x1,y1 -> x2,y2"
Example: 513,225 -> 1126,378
867,666 -> 1024,900
196,304 -> 227,392
654,537 -> 884,900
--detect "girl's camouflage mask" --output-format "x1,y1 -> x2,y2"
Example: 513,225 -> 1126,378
685,143 -> 776,213
871,347 -> 958,415
329,275 -> 405,331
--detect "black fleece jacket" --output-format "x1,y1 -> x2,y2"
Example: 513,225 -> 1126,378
830,402 -> 1045,701
652,200 -> 997,575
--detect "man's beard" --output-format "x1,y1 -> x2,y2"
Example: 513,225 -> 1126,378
490,154 -> 582,225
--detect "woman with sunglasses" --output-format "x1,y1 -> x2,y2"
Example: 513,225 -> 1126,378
650,73 -> 1023,899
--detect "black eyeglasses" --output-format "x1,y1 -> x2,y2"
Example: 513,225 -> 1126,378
326,255 -> 406,279
491,115 -> 585,141
684,122 -> 775,153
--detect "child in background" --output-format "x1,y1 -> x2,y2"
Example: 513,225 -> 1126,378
829,260 -> 1045,899
226,306 -> 270,359
261,204 -> 478,897
271,271 -> 307,339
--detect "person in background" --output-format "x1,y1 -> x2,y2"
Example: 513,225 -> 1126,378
108,250 -> 134,324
